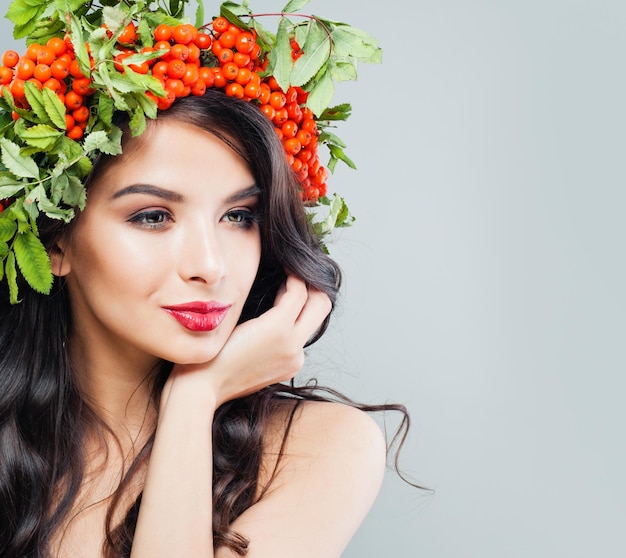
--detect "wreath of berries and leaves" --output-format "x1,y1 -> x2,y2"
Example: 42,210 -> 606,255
0,0 -> 381,303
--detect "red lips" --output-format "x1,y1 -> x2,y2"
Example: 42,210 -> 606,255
162,301 -> 232,332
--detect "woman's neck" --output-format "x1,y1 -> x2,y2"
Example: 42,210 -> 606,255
68,328 -> 161,440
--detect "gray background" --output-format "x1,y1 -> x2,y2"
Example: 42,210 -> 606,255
2,1 -> 625,556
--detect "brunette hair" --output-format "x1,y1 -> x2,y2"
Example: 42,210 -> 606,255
0,90 -> 410,557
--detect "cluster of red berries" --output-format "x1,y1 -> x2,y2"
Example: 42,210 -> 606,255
0,16 -> 329,203
145,16 -> 327,201
0,36 -> 95,140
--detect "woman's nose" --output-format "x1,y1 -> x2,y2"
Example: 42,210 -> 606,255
178,221 -> 226,285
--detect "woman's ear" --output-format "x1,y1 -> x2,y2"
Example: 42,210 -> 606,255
49,243 -> 71,277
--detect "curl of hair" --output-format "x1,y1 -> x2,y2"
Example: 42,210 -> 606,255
0,90 -> 411,558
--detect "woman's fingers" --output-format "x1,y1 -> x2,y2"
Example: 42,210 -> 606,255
269,274 -> 308,323
293,288 -> 332,341
271,275 -> 331,341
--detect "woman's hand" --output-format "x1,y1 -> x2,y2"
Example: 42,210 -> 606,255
163,275 -> 332,408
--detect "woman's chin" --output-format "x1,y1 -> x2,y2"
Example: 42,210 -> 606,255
161,346 -> 224,367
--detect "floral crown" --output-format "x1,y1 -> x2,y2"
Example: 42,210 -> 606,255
0,0 -> 381,304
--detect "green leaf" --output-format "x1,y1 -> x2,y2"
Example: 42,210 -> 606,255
20,124 -> 63,150
330,59 -> 357,82
220,1 -> 251,17
0,99 -> 12,116
61,173 -> 86,209
0,216 -> 18,242
319,130 -> 346,147
18,146 -> 43,157
2,89 -> 17,113
23,14 -> 64,45
311,193 -> 353,235
50,172 -> 68,204
168,0 -> 184,18
294,24 -> 308,52
28,184 -> 73,221
282,0 -> 311,13
329,24 -> 382,64
220,3 -> 252,31
6,0 -> 44,31
98,94 -> 115,129
137,17 -> 153,47
129,107 -> 146,137
54,0 -> 86,14
135,90 -> 158,120
0,173 -> 23,185
124,50 -> 164,67
24,81 -> 52,125
144,10 -> 181,28
329,144 -> 356,169
327,155 -> 337,173
251,19 -> 275,51
0,138 -> 40,179
102,5 -> 127,33
122,66 -> 166,97
357,44 -> 383,65
334,196 -> 353,227
319,103 -> 352,122
327,26 -> 364,59
0,183 -> 26,200
74,156 -> 93,178
57,135 -> 84,162
99,126 -> 123,156
194,0 -> 205,29
82,130 -> 110,153
305,68 -> 334,116
82,128 -> 123,156
98,66 -> 144,94
5,201 -> 28,224
291,21 -> 331,87
41,87 -> 68,130
6,250 -> 19,304
268,17 -> 293,92
13,117 -> 27,137
14,229 -> 53,294
23,188 -> 40,222
0,241 -> 8,259
334,23 -> 380,48
69,13 -> 92,77
91,70 -> 130,111
88,26 -> 113,63
12,106 -> 38,125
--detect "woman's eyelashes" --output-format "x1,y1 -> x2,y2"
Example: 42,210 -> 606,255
127,209 -> 173,230
126,206 -> 259,230
222,207 -> 260,229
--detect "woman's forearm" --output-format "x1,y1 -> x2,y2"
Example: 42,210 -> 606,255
130,374 -> 217,558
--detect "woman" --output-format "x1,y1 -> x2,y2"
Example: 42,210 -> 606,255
0,90 -> 392,557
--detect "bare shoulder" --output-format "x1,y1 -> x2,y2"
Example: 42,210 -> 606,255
288,400 -> 386,468
228,400 -> 387,557
261,400 -> 387,487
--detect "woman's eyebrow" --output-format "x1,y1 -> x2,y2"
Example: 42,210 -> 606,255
225,185 -> 261,203
110,184 -> 260,203
110,184 -> 184,202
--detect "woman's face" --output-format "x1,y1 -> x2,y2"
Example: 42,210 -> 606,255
59,119 -> 262,368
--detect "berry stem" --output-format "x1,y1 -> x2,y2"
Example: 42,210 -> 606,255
242,12 -> 334,56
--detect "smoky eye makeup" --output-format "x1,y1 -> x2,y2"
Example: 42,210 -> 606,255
126,208 -> 174,230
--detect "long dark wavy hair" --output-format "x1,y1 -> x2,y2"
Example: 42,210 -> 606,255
0,90 -> 410,557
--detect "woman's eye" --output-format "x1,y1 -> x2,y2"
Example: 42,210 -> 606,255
223,209 -> 258,228
128,210 -> 172,229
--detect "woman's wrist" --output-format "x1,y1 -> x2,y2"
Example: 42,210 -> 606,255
160,366 -> 221,421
